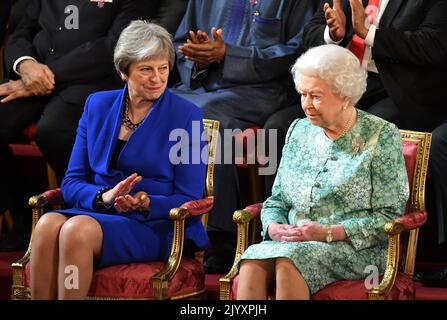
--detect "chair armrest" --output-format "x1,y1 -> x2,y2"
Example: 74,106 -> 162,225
152,197 -> 213,299
220,202 -> 263,300
238,203 -> 263,221
368,211 -> 427,299
181,196 -> 214,216
396,211 -> 427,231
29,188 -> 64,209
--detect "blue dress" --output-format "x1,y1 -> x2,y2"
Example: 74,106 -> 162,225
58,86 -> 210,267
240,110 -> 409,294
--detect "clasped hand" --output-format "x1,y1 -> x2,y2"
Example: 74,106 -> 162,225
101,173 -> 150,213
0,60 -> 55,103
268,221 -> 327,242
0,79 -> 35,103
178,27 -> 226,70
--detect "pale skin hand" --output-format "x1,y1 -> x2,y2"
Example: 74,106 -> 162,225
17,59 -> 55,95
101,173 -> 150,213
0,79 -> 35,103
349,0 -> 369,39
324,0 -> 347,42
178,27 -> 226,70
268,221 -> 347,242
268,222 -> 303,242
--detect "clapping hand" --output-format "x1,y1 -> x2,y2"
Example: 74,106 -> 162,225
324,0 -> 347,42
178,27 -> 226,70
349,0 -> 369,39
101,173 -> 150,213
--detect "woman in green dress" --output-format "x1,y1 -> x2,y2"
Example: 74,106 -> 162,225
237,44 -> 409,300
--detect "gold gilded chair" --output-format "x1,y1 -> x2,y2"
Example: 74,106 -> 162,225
11,119 -> 219,300
220,129 -> 431,300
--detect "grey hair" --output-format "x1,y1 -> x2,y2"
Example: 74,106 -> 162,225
114,20 -> 175,76
291,44 -> 367,106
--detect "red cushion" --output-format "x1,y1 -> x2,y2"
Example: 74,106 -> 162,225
182,197 -> 214,216
231,272 -> 415,300
9,144 -> 42,157
23,123 -> 38,141
24,258 -> 205,299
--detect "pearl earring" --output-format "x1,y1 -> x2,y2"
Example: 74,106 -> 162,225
343,106 -> 347,110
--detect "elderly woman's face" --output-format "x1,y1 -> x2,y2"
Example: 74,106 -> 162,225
298,75 -> 347,129
126,56 -> 169,102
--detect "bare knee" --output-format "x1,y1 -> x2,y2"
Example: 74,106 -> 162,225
275,257 -> 298,273
59,216 -> 103,254
34,212 -> 68,242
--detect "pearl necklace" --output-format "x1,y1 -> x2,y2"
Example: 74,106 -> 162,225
334,108 -> 357,140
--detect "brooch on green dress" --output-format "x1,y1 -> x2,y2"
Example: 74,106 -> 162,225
352,135 -> 365,156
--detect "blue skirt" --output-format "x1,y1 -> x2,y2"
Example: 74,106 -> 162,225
53,208 -> 174,268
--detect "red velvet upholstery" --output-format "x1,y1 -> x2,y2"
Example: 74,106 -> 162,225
9,144 -> 42,158
22,123 -> 38,141
243,203 -> 263,219
398,211 -> 427,230
182,196 -> 213,216
9,124 -> 41,157
42,188 -> 64,205
24,257 -> 205,299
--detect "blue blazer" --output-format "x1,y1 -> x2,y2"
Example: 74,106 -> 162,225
60,86 -> 210,249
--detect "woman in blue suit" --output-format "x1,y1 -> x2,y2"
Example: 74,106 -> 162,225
29,21 -> 210,300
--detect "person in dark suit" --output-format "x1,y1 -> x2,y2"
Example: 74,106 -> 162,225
29,21 -> 209,299
0,0 -> 13,45
414,121 -> 447,287
0,0 -> 148,251
263,0 -> 447,197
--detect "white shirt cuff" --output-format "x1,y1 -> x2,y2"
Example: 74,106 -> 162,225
324,26 -> 343,44
13,56 -> 37,75
364,25 -> 376,47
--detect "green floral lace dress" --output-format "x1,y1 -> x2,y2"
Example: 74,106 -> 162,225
240,110 -> 409,294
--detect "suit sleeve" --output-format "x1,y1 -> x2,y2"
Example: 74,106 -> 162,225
303,1 -> 330,50
148,107 -> 207,220
173,0 -> 198,89
341,123 -> 410,251
4,0 -> 41,77
61,95 -> 105,210
373,0 -> 447,67
0,0 -> 13,45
